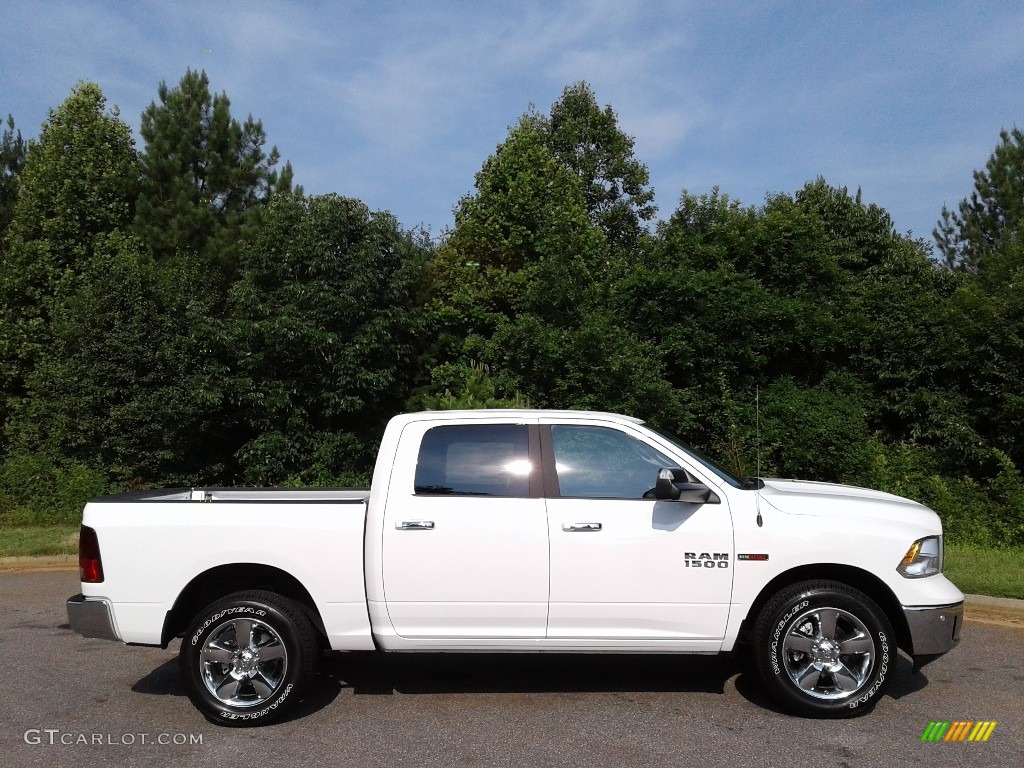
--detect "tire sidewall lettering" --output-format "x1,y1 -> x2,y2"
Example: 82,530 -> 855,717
848,632 -> 888,709
217,683 -> 294,721
190,607 -> 267,646
770,599 -> 809,675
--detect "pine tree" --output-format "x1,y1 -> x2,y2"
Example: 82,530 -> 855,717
0,113 -> 28,242
134,68 -> 297,278
935,127 -> 1024,274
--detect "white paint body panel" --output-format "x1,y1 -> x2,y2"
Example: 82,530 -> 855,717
79,409 -> 964,657
379,416 -> 548,638
546,498 -> 732,646
380,503 -> 549,638
81,499 -> 375,650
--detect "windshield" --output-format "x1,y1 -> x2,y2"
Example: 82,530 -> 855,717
646,427 -> 745,489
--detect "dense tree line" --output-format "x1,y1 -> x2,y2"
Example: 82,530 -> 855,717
0,76 -> 1021,546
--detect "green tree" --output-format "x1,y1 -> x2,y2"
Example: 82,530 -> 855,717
426,110 -> 685,429
0,113 -> 28,241
11,233 -> 226,484
222,194 -> 426,484
530,82 -> 655,251
935,127 -> 1024,275
792,178 -> 901,273
621,180 -> 966,477
758,376 -> 871,481
412,361 -> 530,410
134,68 -> 296,276
942,242 -> 1024,472
429,115 -> 606,338
0,83 -> 138,429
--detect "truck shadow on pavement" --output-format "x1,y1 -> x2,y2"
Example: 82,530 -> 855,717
324,649 -> 928,713
326,652 -> 737,696
131,648 -> 930,722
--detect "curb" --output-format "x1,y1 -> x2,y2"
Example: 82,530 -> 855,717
0,554 -> 77,572
964,594 -> 1024,612
964,593 -> 1024,625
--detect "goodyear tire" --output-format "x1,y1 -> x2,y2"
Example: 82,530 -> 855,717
180,590 -> 318,726
752,581 -> 893,717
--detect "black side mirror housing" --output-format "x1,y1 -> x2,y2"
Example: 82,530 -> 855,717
654,468 -> 720,504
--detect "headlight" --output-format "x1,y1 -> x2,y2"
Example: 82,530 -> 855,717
897,536 -> 943,578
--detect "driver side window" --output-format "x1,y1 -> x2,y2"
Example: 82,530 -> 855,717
550,425 -> 679,499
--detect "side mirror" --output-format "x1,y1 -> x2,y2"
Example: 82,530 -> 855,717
655,468 -> 720,504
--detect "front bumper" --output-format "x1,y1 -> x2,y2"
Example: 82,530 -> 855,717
903,601 -> 962,664
66,594 -> 119,641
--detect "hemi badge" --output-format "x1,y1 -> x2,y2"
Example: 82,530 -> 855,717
738,553 -> 769,561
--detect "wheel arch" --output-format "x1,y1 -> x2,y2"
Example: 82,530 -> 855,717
737,564 -> 911,652
161,563 -> 327,648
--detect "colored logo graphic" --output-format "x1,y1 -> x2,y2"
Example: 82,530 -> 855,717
921,721 -> 997,742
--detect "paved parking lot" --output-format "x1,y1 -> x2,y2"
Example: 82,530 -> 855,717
3,569 -> 1021,767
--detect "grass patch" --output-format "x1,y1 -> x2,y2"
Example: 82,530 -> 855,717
0,524 -> 79,557
944,543 -> 1024,600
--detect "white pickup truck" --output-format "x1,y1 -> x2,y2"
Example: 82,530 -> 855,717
67,409 -> 962,725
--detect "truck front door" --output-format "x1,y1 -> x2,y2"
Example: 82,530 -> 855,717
542,421 -> 734,649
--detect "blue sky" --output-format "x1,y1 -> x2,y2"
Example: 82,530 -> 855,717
2,1 -> 1022,244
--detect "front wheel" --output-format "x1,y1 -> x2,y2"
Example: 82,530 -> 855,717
180,590 -> 319,726
752,581 -> 894,717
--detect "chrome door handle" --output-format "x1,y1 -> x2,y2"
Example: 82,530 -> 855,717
398,521 -> 435,530
562,522 -> 602,532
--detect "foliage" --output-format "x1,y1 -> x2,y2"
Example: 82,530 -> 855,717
1,78 -> 1022,548
0,452 -> 111,525
528,82 -> 656,251
134,68 -> 295,278
0,113 -> 28,240
429,116 -> 605,334
937,129 -> 1024,276
757,376 -> 871,482
935,127 -> 1024,275
0,83 -> 138,435
413,361 -> 531,410
8,233 -> 226,485
221,193 -> 426,484
4,84 -> 137,254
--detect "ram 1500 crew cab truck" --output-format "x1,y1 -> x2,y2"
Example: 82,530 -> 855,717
67,410 -> 962,725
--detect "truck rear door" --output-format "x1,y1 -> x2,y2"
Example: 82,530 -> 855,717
380,418 -> 548,638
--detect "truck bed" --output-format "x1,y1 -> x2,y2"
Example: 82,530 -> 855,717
79,487 -> 374,650
94,487 -> 371,503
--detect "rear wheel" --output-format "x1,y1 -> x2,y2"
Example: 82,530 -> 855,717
752,580 -> 894,717
180,590 -> 318,726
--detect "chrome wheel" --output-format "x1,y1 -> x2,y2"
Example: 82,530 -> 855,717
781,606 -> 875,701
200,618 -> 288,707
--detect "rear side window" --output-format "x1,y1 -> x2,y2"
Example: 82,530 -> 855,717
414,424 -> 531,497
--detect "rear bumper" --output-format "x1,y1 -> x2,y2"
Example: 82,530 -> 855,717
66,593 -> 119,641
903,601 -> 962,659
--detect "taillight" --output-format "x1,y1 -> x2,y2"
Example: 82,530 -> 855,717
79,525 -> 104,583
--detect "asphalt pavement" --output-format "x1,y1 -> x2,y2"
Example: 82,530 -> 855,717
2,569 -> 1021,767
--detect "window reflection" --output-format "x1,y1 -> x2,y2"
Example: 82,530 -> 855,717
552,425 -> 678,499
415,424 -> 531,497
